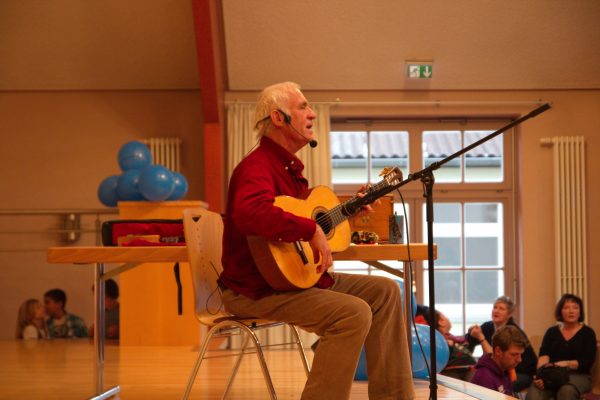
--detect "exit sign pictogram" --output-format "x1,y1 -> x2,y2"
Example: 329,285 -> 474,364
407,64 -> 433,79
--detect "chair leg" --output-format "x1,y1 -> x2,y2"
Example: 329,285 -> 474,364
181,325 -> 219,400
288,324 -> 311,378
238,325 -> 278,400
222,331 -> 251,399
224,324 -> 277,400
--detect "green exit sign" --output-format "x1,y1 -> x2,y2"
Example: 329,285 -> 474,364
407,64 -> 433,79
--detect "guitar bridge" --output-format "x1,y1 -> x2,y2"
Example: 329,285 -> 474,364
293,241 -> 309,265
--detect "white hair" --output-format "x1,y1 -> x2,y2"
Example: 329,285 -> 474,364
254,81 -> 301,138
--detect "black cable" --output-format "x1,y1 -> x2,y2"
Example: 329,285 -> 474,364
205,261 -> 224,316
397,188 -> 433,398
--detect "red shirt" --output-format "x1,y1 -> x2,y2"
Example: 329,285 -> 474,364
220,136 -> 334,299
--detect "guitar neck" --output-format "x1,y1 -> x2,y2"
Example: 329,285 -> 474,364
317,179 -> 398,232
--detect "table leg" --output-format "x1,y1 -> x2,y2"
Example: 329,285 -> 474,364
93,262 -> 120,399
403,261 -> 413,360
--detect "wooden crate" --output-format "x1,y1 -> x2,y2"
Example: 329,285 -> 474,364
337,195 -> 394,242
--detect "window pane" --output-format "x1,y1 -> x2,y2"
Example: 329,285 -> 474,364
465,270 -> 503,304
423,270 -> 464,335
434,203 -> 461,223
464,131 -> 503,182
330,131 -> 368,183
370,131 -> 409,183
465,203 -> 503,268
465,203 -> 499,223
465,269 -> 504,333
422,131 -> 461,182
465,238 -> 498,266
424,203 -> 462,268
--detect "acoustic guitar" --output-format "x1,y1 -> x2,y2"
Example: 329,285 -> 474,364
248,167 -> 403,291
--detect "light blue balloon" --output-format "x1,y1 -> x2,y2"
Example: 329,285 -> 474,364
167,171 -> 188,200
411,323 -> 450,379
138,165 -> 175,201
354,347 -> 368,381
118,141 -> 152,171
116,169 -> 144,201
354,279 -> 419,381
98,175 -> 119,207
395,279 -> 417,318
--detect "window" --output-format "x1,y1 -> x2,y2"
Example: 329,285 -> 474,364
331,130 -> 409,184
422,130 -> 503,183
422,202 -> 505,335
330,120 -> 514,337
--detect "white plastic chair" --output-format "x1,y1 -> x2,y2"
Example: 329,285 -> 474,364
181,208 -> 311,400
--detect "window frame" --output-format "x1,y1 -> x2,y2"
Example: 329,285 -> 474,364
330,119 -> 517,332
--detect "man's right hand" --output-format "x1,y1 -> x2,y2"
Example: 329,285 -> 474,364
308,225 -> 333,273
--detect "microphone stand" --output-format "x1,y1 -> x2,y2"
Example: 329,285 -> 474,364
391,102 -> 551,400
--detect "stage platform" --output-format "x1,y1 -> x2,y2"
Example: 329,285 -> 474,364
0,340 -> 513,399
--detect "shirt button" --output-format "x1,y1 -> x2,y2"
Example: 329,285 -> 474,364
278,238 -> 282,241
284,167 -> 288,170
291,161 -> 295,164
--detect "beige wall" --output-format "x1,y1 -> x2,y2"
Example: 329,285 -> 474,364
517,91 -> 600,342
0,0 -> 206,340
0,90 -> 204,339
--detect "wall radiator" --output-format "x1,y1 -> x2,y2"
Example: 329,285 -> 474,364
541,136 -> 587,317
141,137 -> 182,172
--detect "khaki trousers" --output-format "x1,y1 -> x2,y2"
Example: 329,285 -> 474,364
221,273 -> 415,400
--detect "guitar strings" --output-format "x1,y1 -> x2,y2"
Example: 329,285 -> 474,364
313,176 -> 395,228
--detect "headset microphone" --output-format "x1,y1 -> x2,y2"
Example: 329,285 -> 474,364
277,109 -> 318,148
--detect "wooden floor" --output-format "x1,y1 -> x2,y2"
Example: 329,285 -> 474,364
0,340 -> 511,399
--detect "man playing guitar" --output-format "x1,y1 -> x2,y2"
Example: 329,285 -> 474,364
219,81 -> 414,400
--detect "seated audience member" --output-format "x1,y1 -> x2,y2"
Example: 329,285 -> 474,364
15,298 -> 48,339
471,325 -> 528,396
466,296 -> 538,391
89,278 -> 120,339
44,288 -> 88,338
526,293 -> 597,400
416,305 -> 477,381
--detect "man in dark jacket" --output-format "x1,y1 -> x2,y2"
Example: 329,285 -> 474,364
471,325 -> 529,396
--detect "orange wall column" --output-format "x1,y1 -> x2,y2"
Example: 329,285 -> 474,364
191,0 -> 227,212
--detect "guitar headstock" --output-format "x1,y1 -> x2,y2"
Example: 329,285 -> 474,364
340,166 -> 403,217
379,166 -> 403,187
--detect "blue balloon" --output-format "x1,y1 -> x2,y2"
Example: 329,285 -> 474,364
395,279 -> 418,318
98,175 -> 119,207
411,323 -> 450,379
138,165 -> 175,201
354,347 -> 368,381
167,171 -> 188,200
354,279 -> 419,381
116,169 -> 144,201
118,141 -> 152,171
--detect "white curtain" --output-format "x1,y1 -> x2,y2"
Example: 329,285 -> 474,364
226,103 -> 332,187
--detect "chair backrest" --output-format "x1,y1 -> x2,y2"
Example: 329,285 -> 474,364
183,208 -> 229,325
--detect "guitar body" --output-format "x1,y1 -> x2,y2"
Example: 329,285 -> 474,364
248,186 -> 351,291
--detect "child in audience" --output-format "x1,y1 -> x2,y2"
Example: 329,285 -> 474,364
89,278 -> 120,339
15,299 -> 48,339
44,288 -> 88,338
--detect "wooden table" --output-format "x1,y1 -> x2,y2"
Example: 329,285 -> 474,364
47,243 -> 435,400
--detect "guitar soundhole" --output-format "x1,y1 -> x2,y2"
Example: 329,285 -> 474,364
314,211 -> 333,237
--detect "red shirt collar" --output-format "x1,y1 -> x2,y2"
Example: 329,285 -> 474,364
260,136 -> 305,175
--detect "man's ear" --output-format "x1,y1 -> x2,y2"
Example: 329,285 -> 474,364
493,346 -> 502,358
270,109 -> 286,127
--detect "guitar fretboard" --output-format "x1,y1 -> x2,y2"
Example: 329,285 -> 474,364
314,171 -> 400,233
